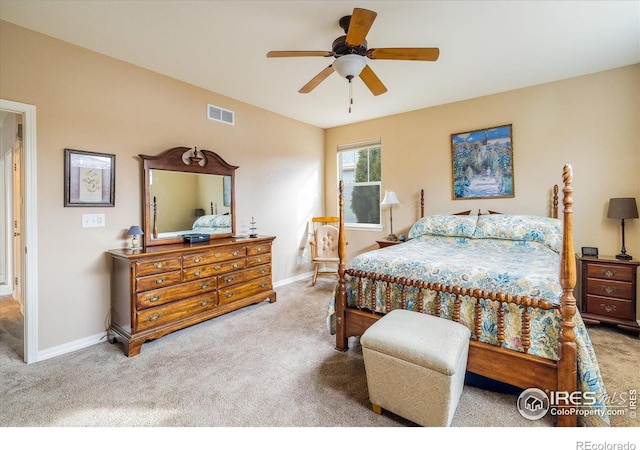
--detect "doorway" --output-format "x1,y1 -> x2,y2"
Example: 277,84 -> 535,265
0,99 -> 37,364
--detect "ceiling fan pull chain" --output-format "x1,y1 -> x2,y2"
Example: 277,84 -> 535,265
348,78 -> 353,113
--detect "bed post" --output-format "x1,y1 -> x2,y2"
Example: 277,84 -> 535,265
557,164 -> 578,427
552,184 -> 559,219
336,180 -> 348,351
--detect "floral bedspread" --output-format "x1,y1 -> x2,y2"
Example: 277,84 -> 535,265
328,214 -> 610,426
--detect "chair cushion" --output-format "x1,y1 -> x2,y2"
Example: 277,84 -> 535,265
315,225 -> 339,259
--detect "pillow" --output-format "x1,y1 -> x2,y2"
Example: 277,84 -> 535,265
408,214 -> 478,239
472,214 -> 563,252
193,214 -> 231,229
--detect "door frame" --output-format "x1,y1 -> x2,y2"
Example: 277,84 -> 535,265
0,99 -> 38,364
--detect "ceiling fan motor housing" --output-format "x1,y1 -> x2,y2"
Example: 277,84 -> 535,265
332,35 -> 367,57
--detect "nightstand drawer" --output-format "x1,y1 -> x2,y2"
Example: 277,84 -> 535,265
586,295 -> 633,320
586,263 -> 634,282
586,278 -> 633,300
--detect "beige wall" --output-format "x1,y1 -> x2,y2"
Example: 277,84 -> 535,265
325,65 -> 640,266
0,21 -> 325,353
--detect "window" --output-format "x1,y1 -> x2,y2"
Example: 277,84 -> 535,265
338,141 -> 381,228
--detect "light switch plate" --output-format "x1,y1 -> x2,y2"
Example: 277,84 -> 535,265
82,213 -> 105,228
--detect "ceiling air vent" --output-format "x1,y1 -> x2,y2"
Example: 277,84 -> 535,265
207,104 -> 235,125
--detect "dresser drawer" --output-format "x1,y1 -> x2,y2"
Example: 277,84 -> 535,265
218,276 -> 272,305
136,270 -> 182,292
218,265 -> 272,288
135,257 -> 182,277
136,276 -> 217,309
183,259 -> 245,280
586,278 -> 633,300
586,295 -> 633,320
247,253 -> 271,268
586,263 -> 634,282
136,291 -> 218,331
247,243 -> 271,256
182,246 -> 245,267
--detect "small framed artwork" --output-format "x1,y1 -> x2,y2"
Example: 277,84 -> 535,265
451,124 -> 515,200
64,148 -> 115,207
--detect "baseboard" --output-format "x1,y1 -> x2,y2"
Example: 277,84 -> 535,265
273,271 -> 313,288
36,331 -> 108,362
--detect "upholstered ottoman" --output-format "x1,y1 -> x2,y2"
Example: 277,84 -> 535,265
361,309 -> 470,426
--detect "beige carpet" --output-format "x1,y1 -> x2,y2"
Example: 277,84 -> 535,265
1,278 -> 638,441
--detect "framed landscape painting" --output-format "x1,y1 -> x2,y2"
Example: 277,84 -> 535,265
451,124 -> 515,200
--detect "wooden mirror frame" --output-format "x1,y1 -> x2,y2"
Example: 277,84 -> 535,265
140,147 -> 238,247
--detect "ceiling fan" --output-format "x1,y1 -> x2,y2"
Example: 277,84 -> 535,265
266,7 -> 440,98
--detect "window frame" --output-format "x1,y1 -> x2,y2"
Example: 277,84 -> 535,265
337,140 -> 382,231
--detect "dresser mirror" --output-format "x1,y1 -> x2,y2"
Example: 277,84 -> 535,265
140,147 -> 238,247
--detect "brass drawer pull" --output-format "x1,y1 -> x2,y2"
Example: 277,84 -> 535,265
257,247 -> 263,252
200,282 -> 211,290
260,282 -> 268,288
193,270 -> 202,276
256,257 -> 262,263
147,312 -> 162,322
154,262 -> 165,269
193,257 -> 202,263
232,250 -> 240,256
233,262 -> 240,269
200,299 -> 211,307
147,294 -> 162,303
600,303 -> 617,313
259,269 -> 266,274
214,265 -> 222,271
602,286 -> 617,295
225,276 -> 234,283
214,253 -> 221,258
225,292 -> 234,299
155,277 -> 166,284
601,269 -> 617,278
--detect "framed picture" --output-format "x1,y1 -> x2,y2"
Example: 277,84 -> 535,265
64,148 -> 115,207
451,124 -> 515,200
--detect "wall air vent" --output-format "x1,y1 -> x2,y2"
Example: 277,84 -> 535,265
207,104 -> 235,125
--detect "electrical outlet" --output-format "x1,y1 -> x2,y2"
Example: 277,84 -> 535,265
82,213 -> 105,228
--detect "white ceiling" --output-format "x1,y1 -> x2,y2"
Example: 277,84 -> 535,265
1,1 -> 638,129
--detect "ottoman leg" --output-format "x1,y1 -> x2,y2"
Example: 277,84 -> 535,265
372,403 -> 382,415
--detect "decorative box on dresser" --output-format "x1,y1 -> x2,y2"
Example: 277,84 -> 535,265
109,236 -> 276,356
576,254 -> 639,335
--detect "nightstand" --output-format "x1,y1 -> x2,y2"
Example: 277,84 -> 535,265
376,239 -> 401,248
576,254 -> 639,335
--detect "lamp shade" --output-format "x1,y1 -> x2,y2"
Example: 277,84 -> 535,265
127,225 -> 144,236
381,190 -> 400,206
333,54 -> 366,79
607,198 -> 639,220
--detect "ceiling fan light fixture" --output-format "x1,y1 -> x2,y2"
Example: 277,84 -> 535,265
333,54 -> 366,79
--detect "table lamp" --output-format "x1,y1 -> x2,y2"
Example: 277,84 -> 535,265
381,190 -> 400,241
127,225 -> 144,249
607,197 -> 638,260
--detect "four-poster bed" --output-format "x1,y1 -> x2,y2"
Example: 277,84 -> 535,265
330,164 -> 609,427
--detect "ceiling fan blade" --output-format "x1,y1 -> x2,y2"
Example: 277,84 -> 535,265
299,65 -> 335,93
367,47 -> 440,61
359,65 -> 387,96
345,8 -> 377,47
267,51 -> 333,58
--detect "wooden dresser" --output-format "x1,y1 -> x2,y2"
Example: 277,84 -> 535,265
108,236 -> 276,356
577,254 -> 639,335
